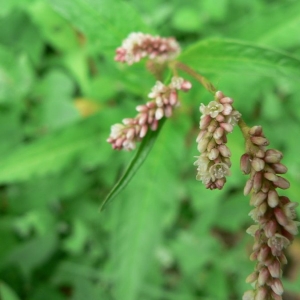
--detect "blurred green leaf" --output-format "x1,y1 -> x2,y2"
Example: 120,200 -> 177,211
0,11 -> 43,66
171,7 -> 203,32
26,1 -> 79,53
0,112 -> 111,183
5,233 -> 58,277
110,119 -> 184,300
179,39 -> 300,78
0,45 -> 33,102
48,0 -> 153,54
0,281 -> 20,300
101,119 -> 165,211
227,1 -> 300,48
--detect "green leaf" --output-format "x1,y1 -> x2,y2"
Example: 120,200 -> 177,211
100,119 -> 165,210
0,281 -> 20,300
179,39 -> 300,79
227,2 -> 300,48
0,112 -> 112,183
0,45 -> 34,102
109,119 -> 184,300
5,233 -> 58,277
25,1 -> 79,53
48,0 -> 153,54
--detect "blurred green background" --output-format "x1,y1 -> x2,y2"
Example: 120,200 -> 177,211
0,0 -> 300,299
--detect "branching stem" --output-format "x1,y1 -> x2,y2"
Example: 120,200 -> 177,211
172,61 -> 217,94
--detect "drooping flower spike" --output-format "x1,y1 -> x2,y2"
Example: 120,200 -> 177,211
241,125 -> 299,300
194,91 -> 241,189
107,77 -> 192,150
115,32 -> 181,65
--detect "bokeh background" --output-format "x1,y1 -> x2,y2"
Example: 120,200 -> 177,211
0,0 -> 300,299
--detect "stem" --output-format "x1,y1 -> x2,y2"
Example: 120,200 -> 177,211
238,118 -> 259,155
172,61 -> 217,94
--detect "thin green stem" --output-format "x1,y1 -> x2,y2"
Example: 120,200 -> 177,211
172,61 -> 217,94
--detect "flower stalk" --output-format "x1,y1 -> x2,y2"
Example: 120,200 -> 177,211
241,124 -> 299,300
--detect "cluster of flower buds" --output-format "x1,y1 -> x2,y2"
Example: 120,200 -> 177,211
115,32 -> 181,65
107,77 -> 192,150
241,126 -> 299,300
194,91 -> 241,189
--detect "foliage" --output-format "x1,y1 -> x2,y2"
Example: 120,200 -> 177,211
0,0 -> 299,300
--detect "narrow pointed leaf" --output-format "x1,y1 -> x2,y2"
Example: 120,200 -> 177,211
179,39 -> 300,79
101,119 -> 165,211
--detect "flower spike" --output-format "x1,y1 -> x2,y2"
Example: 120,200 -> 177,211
115,32 -> 181,65
194,91 -> 241,189
107,77 -> 192,150
242,125 -> 299,299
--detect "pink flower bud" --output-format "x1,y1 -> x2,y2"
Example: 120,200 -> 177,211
264,149 -> 283,163
273,176 -> 290,189
138,113 -> 148,125
139,125 -> 148,138
181,80 -> 192,91
222,103 -> 233,115
242,290 -> 255,300
199,115 -> 211,129
255,149 -> 265,158
257,245 -> 270,263
219,96 -> 233,104
268,259 -> 281,278
261,179 -> 271,193
253,172 -> 263,193
257,202 -> 267,217
126,128 -> 135,139
278,253 -> 288,265
246,225 -> 259,236
274,207 -> 289,226
220,122 -> 233,132
270,291 -> 283,300
267,190 -> 279,207
271,278 -> 284,296
264,220 -> 277,238
215,178 -> 226,189
213,127 -> 224,140
169,90 -> 178,105
240,153 -> 252,174
284,220 -> 300,235
272,163 -> 288,174
249,251 -> 258,261
250,136 -> 269,146
251,157 -> 265,172
197,138 -> 209,153
215,91 -> 224,100
207,122 -> 218,133
218,144 -> 231,157
136,105 -> 148,112
250,191 -> 267,206
123,118 -> 134,125
264,172 -> 278,182
245,272 -> 258,283
249,125 -> 263,136
207,139 -> 217,152
151,119 -> 158,130
257,267 -> 269,286
244,179 -> 253,195
255,287 -> 268,300
164,105 -> 173,117
208,148 -> 219,160
155,107 -> 164,120
215,114 -> 225,122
